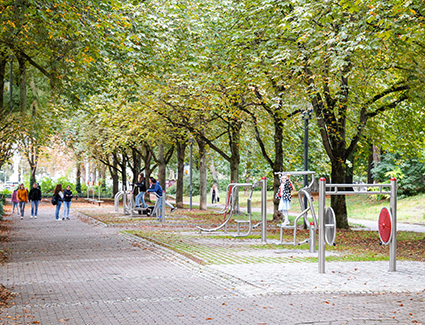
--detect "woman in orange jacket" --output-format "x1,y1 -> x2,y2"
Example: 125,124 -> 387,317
17,183 -> 28,219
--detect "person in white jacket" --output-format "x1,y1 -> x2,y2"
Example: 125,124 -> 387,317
277,175 -> 294,225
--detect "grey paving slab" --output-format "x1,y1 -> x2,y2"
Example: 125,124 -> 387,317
1,203 -> 424,324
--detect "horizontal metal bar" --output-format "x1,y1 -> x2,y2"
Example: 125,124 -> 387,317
229,183 -> 254,187
325,183 -> 390,188
274,171 -> 315,175
325,191 -> 391,195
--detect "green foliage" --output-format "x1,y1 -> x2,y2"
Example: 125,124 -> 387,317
372,152 -> 425,197
0,202 -> 3,220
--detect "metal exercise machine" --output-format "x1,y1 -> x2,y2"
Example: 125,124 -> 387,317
197,181 -> 262,237
317,177 -> 397,274
274,171 -> 321,252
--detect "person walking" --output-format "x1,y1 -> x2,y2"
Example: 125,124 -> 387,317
63,185 -> 73,220
210,183 -> 219,205
277,174 -> 294,226
11,189 -> 19,214
28,182 -> 42,219
53,184 -> 64,221
17,183 -> 28,220
134,173 -> 147,209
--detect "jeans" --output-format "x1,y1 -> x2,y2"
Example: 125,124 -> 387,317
135,192 -> 147,208
12,202 -> 18,213
63,201 -> 71,219
156,196 -> 163,218
55,201 -> 63,220
31,200 -> 40,217
19,201 -> 26,217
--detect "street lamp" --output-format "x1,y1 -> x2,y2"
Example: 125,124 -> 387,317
10,55 -> 13,113
189,138 -> 194,211
303,106 -> 312,229
303,107 -> 312,188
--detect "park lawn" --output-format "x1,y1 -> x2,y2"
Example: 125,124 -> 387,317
126,227 -> 425,266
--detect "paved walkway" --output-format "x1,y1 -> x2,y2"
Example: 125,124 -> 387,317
1,203 -> 424,324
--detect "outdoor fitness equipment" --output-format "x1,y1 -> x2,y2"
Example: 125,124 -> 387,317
218,182 -> 235,214
317,177 -> 397,274
197,181 -> 261,237
113,183 -> 134,215
86,181 -> 104,205
275,171 -> 319,252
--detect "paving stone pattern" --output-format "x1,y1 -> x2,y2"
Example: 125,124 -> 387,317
1,203 -> 424,324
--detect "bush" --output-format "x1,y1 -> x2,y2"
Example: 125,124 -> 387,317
372,152 -> 425,197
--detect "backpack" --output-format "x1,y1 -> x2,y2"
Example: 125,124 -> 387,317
51,195 -> 58,206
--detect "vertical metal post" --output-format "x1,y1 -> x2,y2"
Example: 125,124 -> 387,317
309,221 -> 316,253
303,110 -> 310,229
123,187 -> 126,214
162,190 -> 166,222
10,55 -> 13,113
318,177 -> 326,273
261,177 -> 267,243
189,139 -> 193,211
389,178 -> 397,271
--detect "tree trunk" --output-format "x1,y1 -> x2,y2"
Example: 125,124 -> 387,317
0,53 -> 6,114
120,154 -> 127,190
157,142 -> 166,190
142,144 -> 153,204
367,143 -> 374,184
109,155 -> 119,197
130,147 -> 141,184
17,54 -> 27,115
198,138 -> 207,210
76,160 -> 82,195
229,122 -> 241,212
176,140 -> 186,208
331,160 -> 349,229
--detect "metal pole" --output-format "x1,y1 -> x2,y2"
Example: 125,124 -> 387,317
261,177 -> 267,243
189,139 -> 193,210
389,178 -> 397,271
303,113 -> 309,229
303,115 -> 309,189
10,55 -> 13,113
162,190 -> 166,222
318,177 -> 326,273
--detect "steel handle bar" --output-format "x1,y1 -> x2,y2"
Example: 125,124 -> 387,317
325,183 -> 390,188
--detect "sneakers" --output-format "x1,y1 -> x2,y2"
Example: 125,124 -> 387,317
34,216 -> 37,219
20,216 -> 23,220
62,218 -> 65,220
66,217 -> 70,220
30,216 -> 33,219
56,218 -> 61,221
170,207 -> 177,213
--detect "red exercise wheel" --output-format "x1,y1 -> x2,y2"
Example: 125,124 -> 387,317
378,207 -> 392,245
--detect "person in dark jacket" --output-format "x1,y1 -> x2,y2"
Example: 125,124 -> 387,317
63,185 -> 73,220
53,184 -> 64,221
134,173 -> 147,208
28,182 -> 42,219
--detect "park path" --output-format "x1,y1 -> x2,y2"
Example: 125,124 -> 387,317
1,201 -> 425,324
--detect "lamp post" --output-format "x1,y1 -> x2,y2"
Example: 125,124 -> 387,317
303,108 -> 311,188
303,107 -> 312,229
189,138 -> 194,211
10,55 -> 13,113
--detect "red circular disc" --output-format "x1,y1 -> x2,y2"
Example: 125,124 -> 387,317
378,207 -> 392,245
